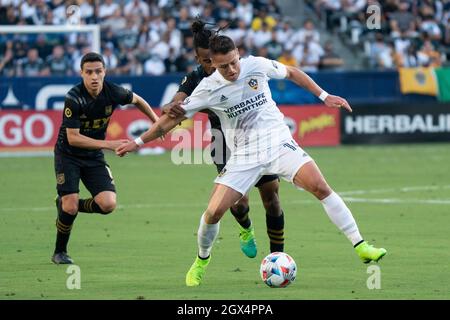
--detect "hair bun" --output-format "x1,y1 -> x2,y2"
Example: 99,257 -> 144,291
191,20 -> 205,33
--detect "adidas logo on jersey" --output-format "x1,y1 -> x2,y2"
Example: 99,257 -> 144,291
220,95 -> 228,102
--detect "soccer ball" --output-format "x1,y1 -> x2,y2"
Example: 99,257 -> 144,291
260,252 -> 297,288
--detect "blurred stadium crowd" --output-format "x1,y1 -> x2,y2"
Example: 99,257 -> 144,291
309,0 -> 450,69
0,0 -> 449,77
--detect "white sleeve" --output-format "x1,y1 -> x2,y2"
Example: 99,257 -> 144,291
255,56 -> 287,79
181,84 -> 209,119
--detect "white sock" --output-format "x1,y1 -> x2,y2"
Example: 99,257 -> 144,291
321,192 -> 363,246
197,213 -> 220,258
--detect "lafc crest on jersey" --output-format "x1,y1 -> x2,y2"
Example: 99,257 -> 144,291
248,78 -> 258,90
56,173 -> 65,185
105,105 -> 112,115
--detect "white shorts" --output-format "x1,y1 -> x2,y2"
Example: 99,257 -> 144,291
214,139 -> 313,195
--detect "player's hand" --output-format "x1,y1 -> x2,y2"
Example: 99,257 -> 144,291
324,95 -> 352,112
161,101 -> 186,118
116,141 -> 138,157
107,139 -> 130,151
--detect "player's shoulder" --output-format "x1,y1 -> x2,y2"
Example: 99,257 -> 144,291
243,55 -> 271,68
242,55 -> 286,77
184,66 -> 207,83
65,83 -> 83,104
103,79 -> 122,92
196,70 -> 222,90
243,55 -> 264,63
240,55 -> 270,73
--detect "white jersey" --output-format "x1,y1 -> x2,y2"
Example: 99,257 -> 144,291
182,55 -> 292,168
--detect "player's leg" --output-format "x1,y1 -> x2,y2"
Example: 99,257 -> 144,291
292,161 -> 386,263
256,177 -> 285,253
79,161 -> 116,214
93,191 -> 116,213
230,196 -> 250,229
230,195 -> 258,258
53,151 -> 80,264
214,147 -> 256,257
186,183 -> 242,286
216,161 -> 253,230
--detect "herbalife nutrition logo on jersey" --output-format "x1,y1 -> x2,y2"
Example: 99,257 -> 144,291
224,93 -> 268,119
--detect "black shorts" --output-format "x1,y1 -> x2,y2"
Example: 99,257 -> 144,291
54,148 -> 116,197
211,131 -> 279,188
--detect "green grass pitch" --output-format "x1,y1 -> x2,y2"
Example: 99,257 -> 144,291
1,143 -> 449,300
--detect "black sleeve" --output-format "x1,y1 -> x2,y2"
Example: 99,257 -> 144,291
178,73 -> 198,96
63,93 -> 81,129
110,82 -> 133,105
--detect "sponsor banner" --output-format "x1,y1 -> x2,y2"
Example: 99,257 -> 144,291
0,109 -> 210,151
341,104 -> 450,144
107,109 -> 210,149
0,111 -> 60,150
0,106 -> 339,152
280,105 -> 340,147
109,105 -> 340,148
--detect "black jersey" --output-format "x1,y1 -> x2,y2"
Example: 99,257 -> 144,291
56,80 -> 133,158
178,65 -> 221,129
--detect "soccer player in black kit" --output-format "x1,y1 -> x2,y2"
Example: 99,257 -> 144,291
162,20 -> 286,258
52,52 -> 159,264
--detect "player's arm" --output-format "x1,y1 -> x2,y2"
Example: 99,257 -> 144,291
63,95 -> 129,151
66,128 -> 128,151
161,92 -> 188,118
162,71 -> 197,118
116,83 -> 209,157
131,93 -> 159,123
115,112 -> 186,156
285,65 -> 352,112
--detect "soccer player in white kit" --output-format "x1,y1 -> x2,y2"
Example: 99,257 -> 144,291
116,35 -> 387,287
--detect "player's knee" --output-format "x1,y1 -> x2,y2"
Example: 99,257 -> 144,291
62,201 -> 78,215
232,203 -> 248,215
204,207 -> 225,224
97,200 -> 116,214
310,181 -> 332,200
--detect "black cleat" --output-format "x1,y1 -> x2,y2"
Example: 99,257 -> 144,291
52,252 -> 74,264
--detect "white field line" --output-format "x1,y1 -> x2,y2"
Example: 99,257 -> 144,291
339,185 -> 450,196
1,184 -> 450,213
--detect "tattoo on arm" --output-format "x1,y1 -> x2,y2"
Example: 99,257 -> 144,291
156,124 -> 165,138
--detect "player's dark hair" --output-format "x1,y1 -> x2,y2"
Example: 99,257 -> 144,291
191,19 -> 213,50
80,52 -> 105,69
209,35 -> 236,55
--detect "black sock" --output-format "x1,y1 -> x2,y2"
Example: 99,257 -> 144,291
230,206 -> 251,229
266,211 -> 284,252
55,209 -> 77,254
78,198 -> 109,214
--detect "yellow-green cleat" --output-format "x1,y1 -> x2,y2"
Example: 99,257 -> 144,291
239,225 -> 257,258
186,256 -> 211,287
355,241 -> 387,263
